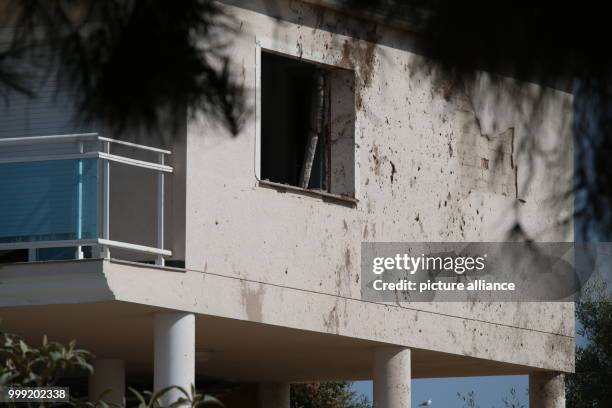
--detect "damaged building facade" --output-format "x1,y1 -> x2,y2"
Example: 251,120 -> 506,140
0,0 -> 573,407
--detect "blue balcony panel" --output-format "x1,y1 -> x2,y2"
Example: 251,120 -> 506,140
0,159 -> 98,244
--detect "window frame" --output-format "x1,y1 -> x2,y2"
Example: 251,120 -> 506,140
254,37 -> 358,205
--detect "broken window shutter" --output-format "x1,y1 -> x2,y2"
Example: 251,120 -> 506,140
298,71 -> 326,188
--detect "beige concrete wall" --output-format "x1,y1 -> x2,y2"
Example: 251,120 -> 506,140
184,0 -> 574,346
0,0 -> 575,379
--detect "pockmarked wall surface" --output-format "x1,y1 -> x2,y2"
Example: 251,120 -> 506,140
185,0 -> 574,353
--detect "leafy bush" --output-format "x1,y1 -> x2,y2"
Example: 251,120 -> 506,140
0,332 -> 222,407
291,382 -> 371,408
0,332 -> 93,388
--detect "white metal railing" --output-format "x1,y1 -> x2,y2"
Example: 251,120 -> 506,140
0,133 -> 172,265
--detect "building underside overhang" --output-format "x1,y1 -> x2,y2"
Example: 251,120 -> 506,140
0,258 -> 574,382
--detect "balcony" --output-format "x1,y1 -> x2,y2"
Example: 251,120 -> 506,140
0,133 -> 172,265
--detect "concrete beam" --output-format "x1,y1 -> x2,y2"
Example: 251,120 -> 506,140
103,260 -> 575,373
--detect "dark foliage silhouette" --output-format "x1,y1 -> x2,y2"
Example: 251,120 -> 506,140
566,282 -> 612,407
0,0 -> 244,138
341,0 -> 612,240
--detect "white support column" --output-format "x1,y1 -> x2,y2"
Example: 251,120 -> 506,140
529,371 -> 565,408
373,347 -> 411,408
154,312 -> 195,405
258,382 -> 290,408
88,359 -> 125,406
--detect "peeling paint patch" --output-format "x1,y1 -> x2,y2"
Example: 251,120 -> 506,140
339,31 -> 378,111
240,282 -> 266,322
323,305 -> 340,334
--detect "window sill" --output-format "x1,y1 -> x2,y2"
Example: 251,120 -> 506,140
258,180 -> 358,206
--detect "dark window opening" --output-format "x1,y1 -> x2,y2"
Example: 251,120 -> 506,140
260,51 -> 355,197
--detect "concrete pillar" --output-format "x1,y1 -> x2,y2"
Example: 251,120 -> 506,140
529,371 -> 565,408
258,382 -> 290,408
373,347 -> 411,408
88,359 -> 125,406
154,312 -> 195,405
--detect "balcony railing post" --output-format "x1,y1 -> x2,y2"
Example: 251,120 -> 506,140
76,141 -> 84,260
100,140 -> 111,259
156,152 -> 165,266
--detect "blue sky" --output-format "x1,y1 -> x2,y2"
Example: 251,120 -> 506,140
352,375 -> 529,407
349,325 -> 584,407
